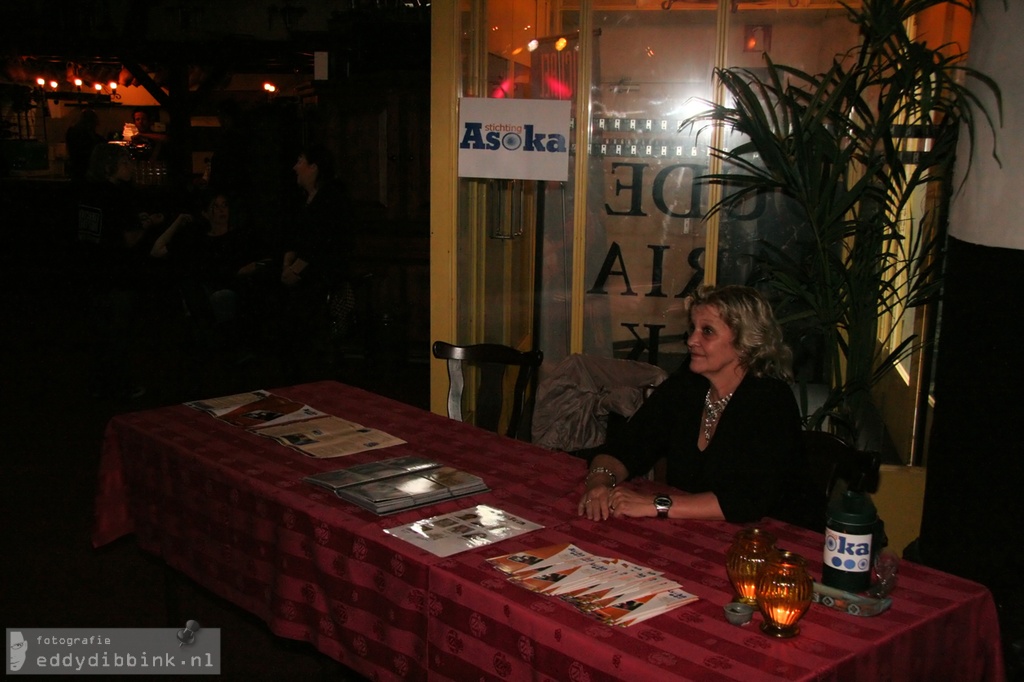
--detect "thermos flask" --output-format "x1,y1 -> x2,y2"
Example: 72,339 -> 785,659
823,489 -> 882,593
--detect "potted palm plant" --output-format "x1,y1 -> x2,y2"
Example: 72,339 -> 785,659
685,0 -> 1001,445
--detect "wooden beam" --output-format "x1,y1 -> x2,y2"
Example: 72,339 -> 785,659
120,57 -> 169,108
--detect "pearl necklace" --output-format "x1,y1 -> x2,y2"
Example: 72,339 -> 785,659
703,389 -> 734,443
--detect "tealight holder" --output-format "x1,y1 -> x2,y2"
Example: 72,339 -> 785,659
723,602 -> 754,625
725,527 -> 777,605
756,550 -> 814,638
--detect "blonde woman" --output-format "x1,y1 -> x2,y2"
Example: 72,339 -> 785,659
578,285 -> 819,529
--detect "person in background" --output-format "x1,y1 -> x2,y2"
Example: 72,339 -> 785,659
578,284 -> 820,529
65,108 -> 104,182
150,190 -> 270,355
131,108 -> 161,138
77,143 -> 167,399
281,145 -> 348,287
276,144 -> 351,382
128,107 -> 167,161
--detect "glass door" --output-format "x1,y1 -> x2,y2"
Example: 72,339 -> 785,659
435,0 -> 957,463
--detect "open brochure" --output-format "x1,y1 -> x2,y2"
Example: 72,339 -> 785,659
487,543 -> 698,626
383,504 -> 544,557
305,456 -> 489,514
256,416 -> 406,458
185,390 -> 405,458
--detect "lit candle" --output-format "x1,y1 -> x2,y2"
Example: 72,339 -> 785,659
725,528 -> 777,606
757,550 -> 813,638
769,604 -> 799,626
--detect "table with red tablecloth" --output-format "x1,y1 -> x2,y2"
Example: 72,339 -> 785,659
93,381 -> 1006,681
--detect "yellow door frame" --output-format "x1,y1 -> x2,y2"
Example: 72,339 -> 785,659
429,0 -> 460,416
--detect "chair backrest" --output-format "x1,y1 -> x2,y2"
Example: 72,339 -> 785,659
431,340 -> 543,439
803,430 -> 882,500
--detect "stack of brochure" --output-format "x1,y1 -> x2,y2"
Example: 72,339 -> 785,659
304,456 -> 489,515
488,543 -> 698,627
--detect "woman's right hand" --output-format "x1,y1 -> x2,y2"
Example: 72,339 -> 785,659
578,484 -> 614,521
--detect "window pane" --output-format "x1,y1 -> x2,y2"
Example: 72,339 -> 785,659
580,7 -> 719,371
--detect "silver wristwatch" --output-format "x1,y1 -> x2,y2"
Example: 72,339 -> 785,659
654,494 -> 672,519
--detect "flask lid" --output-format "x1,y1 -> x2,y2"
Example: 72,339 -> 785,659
827,489 -> 877,526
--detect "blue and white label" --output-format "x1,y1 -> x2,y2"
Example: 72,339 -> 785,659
458,98 -> 571,181
824,528 -> 873,573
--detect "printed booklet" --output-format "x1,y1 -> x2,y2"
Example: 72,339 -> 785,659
304,456 -> 489,514
383,504 -> 544,557
256,415 -> 406,458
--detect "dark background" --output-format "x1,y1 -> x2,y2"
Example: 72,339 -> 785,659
0,182 -> 427,680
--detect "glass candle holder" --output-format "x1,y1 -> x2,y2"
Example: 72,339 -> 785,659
756,550 -> 814,638
725,527 -> 777,605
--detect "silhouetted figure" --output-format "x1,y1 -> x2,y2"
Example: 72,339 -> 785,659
77,143 -> 166,399
276,144 -> 352,382
65,108 -> 104,182
127,107 -> 167,161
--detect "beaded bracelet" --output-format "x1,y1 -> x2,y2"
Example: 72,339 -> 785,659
586,466 -> 617,487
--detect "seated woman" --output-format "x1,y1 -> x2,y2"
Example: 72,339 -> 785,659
578,284 -> 820,528
150,190 -> 269,349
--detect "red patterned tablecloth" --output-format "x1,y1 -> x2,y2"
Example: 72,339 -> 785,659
94,381 -> 1006,681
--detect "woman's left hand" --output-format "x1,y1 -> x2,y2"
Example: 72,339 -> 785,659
606,487 -> 657,519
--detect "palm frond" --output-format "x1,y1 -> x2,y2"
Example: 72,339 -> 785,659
682,0 -> 1001,435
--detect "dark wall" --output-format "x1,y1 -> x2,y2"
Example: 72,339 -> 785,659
918,235 -> 1024,674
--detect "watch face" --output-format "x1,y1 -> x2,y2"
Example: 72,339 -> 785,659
654,495 -> 672,511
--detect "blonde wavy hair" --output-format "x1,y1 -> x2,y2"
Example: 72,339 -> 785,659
688,284 -> 793,381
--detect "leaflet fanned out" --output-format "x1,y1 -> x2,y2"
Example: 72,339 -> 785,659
487,543 -> 699,626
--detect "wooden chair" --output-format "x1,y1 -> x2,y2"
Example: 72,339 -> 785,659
803,430 -> 882,500
432,340 -> 543,439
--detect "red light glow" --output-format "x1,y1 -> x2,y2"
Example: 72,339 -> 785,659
544,75 -> 572,99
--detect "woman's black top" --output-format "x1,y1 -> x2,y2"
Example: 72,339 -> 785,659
606,363 -> 820,526
284,180 -> 350,288
167,221 -> 264,291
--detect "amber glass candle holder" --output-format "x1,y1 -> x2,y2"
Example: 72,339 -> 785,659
756,550 -> 814,638
725,528 -> 777,606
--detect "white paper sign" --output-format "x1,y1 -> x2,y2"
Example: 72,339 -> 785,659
458,98 -> 571,181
